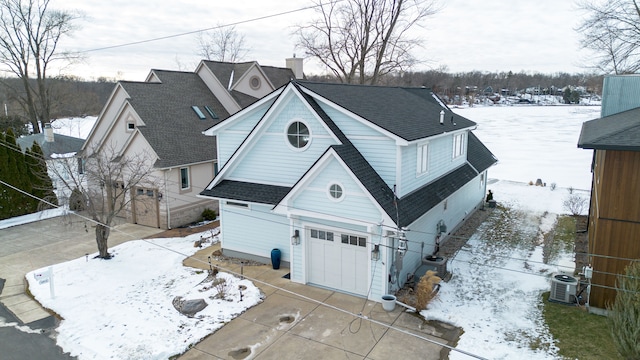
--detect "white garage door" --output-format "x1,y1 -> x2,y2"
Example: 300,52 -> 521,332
307,228 -> 368,296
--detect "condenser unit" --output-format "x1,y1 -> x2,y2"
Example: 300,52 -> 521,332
549,274 -> 578,304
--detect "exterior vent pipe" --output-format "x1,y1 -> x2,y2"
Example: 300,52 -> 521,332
439,110 -> 444,125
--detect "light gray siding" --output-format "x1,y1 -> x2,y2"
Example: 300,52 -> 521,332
601,75 -> 640,117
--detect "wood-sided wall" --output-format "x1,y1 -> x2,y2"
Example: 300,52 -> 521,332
588,149 -> 640,308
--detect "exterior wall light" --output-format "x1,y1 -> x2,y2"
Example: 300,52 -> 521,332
291,229 -> 300,245
371,244 -> 380,261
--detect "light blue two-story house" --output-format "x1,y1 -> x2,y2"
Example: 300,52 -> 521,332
200,81 -> 497,301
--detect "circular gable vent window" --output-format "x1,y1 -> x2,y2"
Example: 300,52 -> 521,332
250,76 -> 261,90
287,121 -> 310,149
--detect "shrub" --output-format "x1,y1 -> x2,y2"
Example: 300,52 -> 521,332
201,208 -> 216,221
415,270 -> 441,311
562,193 -> 588,216
607,261 -> 640,359
550,183 -> 557,191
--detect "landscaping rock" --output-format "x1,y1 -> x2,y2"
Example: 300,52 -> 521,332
172,296 -> 208,317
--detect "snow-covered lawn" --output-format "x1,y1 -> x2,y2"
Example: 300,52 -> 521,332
27,234 -> 262,359
427,180 -> 581,359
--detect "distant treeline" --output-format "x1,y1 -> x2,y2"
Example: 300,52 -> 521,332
0,75 -> 116,125
308,70 -> 605,100
0,70 -> 605,131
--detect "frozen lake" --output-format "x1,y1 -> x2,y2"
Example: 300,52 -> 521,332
455,105 -> 600,191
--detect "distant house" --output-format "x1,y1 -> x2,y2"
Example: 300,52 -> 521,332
200,81 -> 497,301
16,123 -> 85,205
577,75 -> 640,310
82,59 -> 302,229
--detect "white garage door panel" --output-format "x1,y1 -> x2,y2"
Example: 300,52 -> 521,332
308,228 -> 368,296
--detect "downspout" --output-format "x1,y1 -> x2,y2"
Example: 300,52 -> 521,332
165,169 -> 171,229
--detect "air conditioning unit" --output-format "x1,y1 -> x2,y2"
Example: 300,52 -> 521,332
549,274 -> 578,304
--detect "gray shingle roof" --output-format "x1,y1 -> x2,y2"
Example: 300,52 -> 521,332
17,133 -> 84,160
201,81 -> 493,228
296,81 -> 476,141
467,132 -> 498,172
578,107 -> 640,151
120,70 -> 228,168
201,61 -> 295,91
261,66 -> 296,88
199,180 -> 290,204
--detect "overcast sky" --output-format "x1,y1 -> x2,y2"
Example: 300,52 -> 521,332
52,0 -> 592,81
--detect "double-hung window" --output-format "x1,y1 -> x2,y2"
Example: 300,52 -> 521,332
417,143 -> 429,175
453,133 -> 465,159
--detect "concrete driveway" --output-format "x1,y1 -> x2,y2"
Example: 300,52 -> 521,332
180,245 -> 460,360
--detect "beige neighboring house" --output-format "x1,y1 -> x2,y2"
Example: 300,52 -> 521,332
82,58 -> 303,229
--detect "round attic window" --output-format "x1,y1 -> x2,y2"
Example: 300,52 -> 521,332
249,76 -> 261,90
328,183 -> 344,201
287,121 -> 310,149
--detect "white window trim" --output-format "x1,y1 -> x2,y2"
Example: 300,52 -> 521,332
284,119 -> 312,151
179,167 -> 190,191
452,133 -> 465,159
326,182 -> 345,202
416,142 -> 429,176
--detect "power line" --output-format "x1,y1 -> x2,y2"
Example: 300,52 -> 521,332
80,2 -> 333,53
0,178 -> 489,359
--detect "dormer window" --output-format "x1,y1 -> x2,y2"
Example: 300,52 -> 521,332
191,106 -> 206,120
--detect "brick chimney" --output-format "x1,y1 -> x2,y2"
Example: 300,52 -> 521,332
286,55 -> 304,79
44,123 -> 54,142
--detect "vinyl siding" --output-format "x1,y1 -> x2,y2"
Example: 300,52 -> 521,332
392,173 -> 484,290
228,95 -> 339,184
216,102 -> 273,167
601,75 -> 640,117
292,159 -> 385,224
319,104 -> 397,186
220,202 -> 290,261
400,132 -> 468,196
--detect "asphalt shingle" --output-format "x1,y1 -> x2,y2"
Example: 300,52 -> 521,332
578,106 -> 640,150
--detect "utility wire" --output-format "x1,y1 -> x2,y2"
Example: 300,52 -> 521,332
80,2 -> 335,53
0,178 -> 489,360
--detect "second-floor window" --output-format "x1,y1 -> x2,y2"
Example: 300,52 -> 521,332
417,143 -> 429,175
453,133 -> 465,159
180,167 -> 190,190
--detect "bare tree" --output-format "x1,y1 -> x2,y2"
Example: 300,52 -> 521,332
197,25 -> 249,62
576,0 -> 640,74
0,0 -> 81,133
50,144 -> 159,259
294,0 -> 439,85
